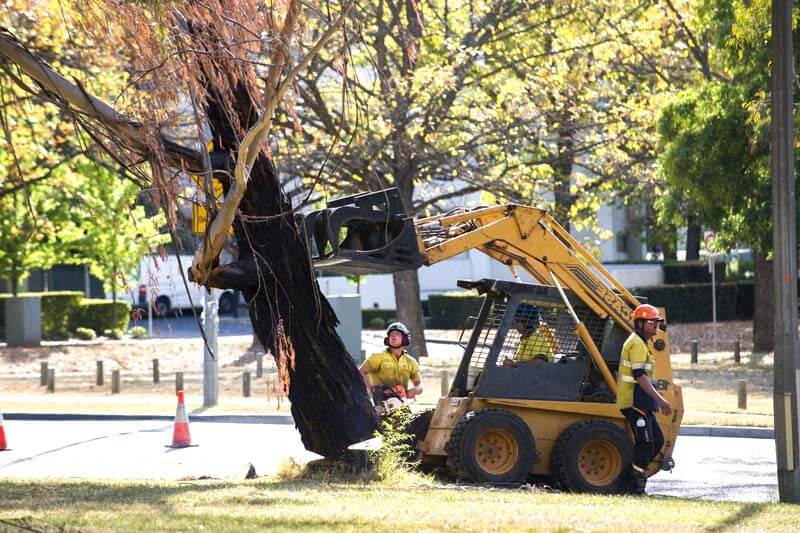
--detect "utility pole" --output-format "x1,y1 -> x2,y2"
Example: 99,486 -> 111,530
203,288 -> 219,407
771,0 -> 800,502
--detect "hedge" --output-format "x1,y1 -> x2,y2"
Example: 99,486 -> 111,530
630,281 -> 754,323
0,291 -> 83,339
362,308 -> 396,329
428,291 -> 485,329
662,261 -> 726,284
70,299 -> 132,334
0,292 -> 129,339
41,292 -> 84,334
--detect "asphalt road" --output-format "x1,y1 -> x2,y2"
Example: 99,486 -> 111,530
0,418 -> 319,480
129,314 -> 254,339
647,436 -> 777,502
0,418 -> 778,502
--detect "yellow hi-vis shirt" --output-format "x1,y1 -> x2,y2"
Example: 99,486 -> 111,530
515,325 -> 559,363
364,350 -> 420,388
616,332 -> 655,409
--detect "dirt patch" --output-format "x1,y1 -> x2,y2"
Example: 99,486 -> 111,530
667,320 -> 754,353
0,337 -> 264,377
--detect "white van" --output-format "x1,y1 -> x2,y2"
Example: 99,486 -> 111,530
134,255 -> 240,315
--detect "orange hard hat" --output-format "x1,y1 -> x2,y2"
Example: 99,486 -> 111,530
632,304 -> 662,321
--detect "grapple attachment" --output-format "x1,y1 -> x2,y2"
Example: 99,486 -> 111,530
301,188 -> 424,275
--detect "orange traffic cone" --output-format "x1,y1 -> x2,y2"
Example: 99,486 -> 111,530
0,404 -> 8,451
170,391 -> 192,448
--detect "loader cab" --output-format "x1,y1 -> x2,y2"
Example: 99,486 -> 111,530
449,279 -> 630,403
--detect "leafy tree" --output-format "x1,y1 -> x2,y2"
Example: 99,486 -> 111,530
283,0 -> 709,351
0,0 -> 137,294
657,0 -> 792,350
72,157 -> 167,323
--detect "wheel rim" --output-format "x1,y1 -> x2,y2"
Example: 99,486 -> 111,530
474,428 -> 519,475
578,439 -> 622,486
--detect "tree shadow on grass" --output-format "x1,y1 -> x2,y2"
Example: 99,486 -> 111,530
0,477 -> 318,512
708,502 -> 766,532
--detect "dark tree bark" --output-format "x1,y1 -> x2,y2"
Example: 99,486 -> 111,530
392,168 -> 429,359
553,122 -> 576,232
685,215 -> 701,260
205,128 -> 378,457
196,53 -> 378,458
753,251 -> 775,353
393,269 -> 428,360
661,226 -> 678,261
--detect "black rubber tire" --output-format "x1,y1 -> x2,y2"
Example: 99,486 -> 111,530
218,292 -> 236,315
551,419 -> 633,494
584,390 -> 615,403
445,408 -> 535,484
403,409 -> 434,464
155,296 -> 171,317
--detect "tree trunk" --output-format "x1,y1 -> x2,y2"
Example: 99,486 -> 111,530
202,85 -> 377,459
393,269 -> 429,359
552,122 -> 575,231
685,215 -> 701,260
661,225 -> 678,261
753,251 -> 775,352
111,260 -> 118,326
392,173 -> 429,359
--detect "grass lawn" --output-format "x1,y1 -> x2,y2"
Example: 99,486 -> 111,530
1,475 -> 798,532
674,361 -> 773,427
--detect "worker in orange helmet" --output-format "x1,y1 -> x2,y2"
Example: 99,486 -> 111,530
617,303 -> 672,488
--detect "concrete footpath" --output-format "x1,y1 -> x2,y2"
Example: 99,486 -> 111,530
2,412 -> 774,439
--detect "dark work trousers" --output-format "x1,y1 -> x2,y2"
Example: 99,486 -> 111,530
621,407 -> 664,470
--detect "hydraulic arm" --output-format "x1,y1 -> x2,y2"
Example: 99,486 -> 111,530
302,188 -> 646,395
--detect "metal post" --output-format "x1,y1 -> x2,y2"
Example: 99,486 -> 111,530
243,371 -> 251,397
153,359 -> 160,383
47,368 -> 55,393
40,362 -> 48,386
111,370 -> 120,394
96,361 -> 103,386
690,340 -> 698,364
711,255 -> 717,353
83,264 -> 90,297
146,261 -> 153,338
772,0 -> 800,501
175,372 -> 184,395
734,340 -> 741,364
203,289 -> 219,407
256,356 -> 263,378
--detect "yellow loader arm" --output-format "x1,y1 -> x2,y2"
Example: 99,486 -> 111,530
304,187 -> 681,478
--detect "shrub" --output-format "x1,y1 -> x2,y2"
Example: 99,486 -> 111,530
427,292 -> 485,329
40,291 -> 85,335
103,328 -> 125,340
44,328 -> 70,341
630,281 -> 754,323
70,299 -> 131,333
362,308 -> 396,328
128,325 -> 148,339
74,327 -> 97,341
367,317 -> 386,329
662,261 -> 725,284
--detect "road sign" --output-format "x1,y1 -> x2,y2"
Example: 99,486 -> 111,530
191,177 -> 224,235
